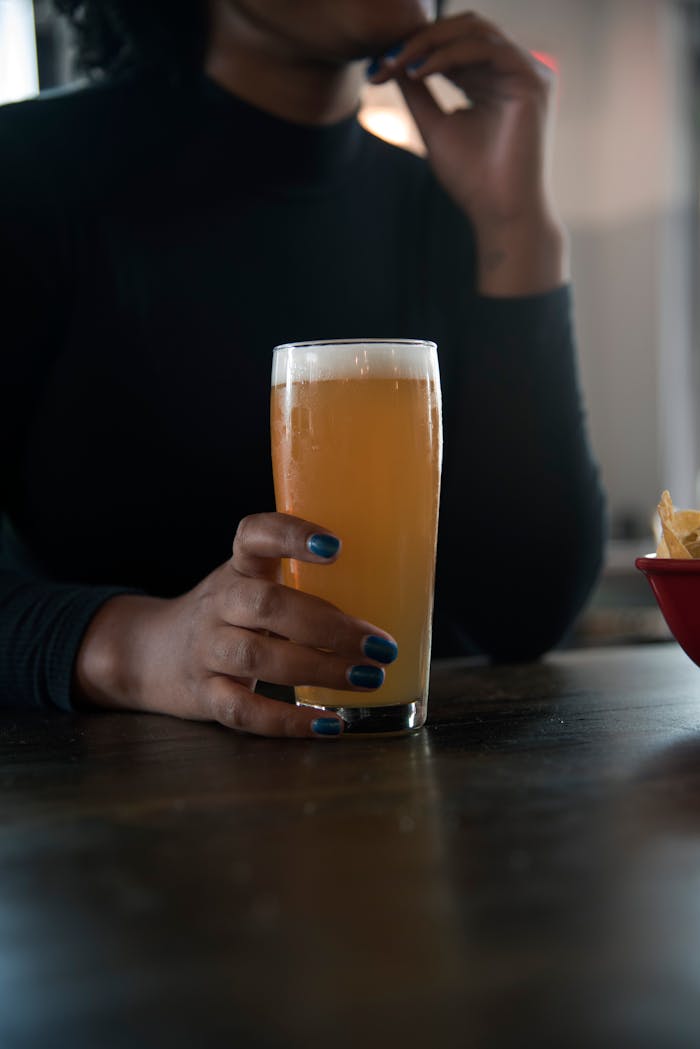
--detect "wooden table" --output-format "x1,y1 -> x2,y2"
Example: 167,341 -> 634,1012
2,644 -> 700,1049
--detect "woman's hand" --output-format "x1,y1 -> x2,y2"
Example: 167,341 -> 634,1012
74,513 -> 398,738
368,11 -> 568,295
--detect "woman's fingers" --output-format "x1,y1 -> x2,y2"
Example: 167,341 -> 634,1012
206,677 -> 344,738
369,13 -> 539,88
404,38 -> 532,86
207,625 -> 387,692
231,512 -> 341,578
221,511 -> 397,729
369,12 -> 508,79
396,76 -> 445,145
228,512 -> 398,663
217,575 -> 397,664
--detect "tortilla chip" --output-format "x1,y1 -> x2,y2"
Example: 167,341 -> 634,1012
660,521 -> 693,559
656,490 -> 695,559
670,511 -> 700,534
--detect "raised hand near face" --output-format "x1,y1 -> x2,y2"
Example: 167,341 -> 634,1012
368,11 -> 568,295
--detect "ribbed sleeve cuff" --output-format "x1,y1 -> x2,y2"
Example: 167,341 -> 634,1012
0,575 -> 142,712
44,587 -> 137,712
473,284 -> 572,345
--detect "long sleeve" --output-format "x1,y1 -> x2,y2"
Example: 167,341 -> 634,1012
0,99 -> 138,711
0,570 -> 134,712
433,284 -> 607,660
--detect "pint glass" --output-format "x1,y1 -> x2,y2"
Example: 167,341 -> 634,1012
271,339 -> 443,735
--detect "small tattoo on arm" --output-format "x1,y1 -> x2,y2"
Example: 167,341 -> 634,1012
483,249 -> 507,272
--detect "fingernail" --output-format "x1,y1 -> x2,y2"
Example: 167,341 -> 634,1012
383,43 -> 404,63
367,43 -> 404,78
307,533 -> 340,558
407,58 -> 426,74
348,664 -> 385,689
312,717 -> 343,737
363,635 -> 399,664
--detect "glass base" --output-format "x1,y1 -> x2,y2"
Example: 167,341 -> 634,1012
298,698 -> 426,736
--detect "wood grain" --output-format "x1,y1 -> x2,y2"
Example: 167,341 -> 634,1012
2,644 -> 700,1049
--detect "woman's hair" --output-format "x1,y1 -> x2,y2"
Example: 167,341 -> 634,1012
54,0 -> 207,78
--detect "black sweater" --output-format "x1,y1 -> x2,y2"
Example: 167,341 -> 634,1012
0,74 -> 606,711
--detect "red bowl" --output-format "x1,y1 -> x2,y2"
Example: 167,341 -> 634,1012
636,556 -> 700,666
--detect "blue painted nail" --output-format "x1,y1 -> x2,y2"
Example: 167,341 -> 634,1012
367,43 -> 403,78
312,717 -> 343,736
384,43 -> 404,62
348,665 -> 385,689
363,635 -> 399,664
407,58 -> 426,74
307,533 -> 340,558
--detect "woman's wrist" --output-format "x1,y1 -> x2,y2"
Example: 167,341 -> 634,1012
73,593 -> 167,710
474,212 -> 569,298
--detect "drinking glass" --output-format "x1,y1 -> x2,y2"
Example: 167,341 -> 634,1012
271,339 -> 442,734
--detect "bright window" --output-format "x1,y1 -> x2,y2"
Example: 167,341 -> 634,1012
0,0 -> 39,103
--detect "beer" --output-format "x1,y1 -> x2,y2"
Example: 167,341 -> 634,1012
271,341 -> 442,732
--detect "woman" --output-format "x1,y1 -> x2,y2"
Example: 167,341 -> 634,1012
0,1 -> 605,735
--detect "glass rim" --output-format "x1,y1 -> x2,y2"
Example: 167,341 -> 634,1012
273,338 -> 437,354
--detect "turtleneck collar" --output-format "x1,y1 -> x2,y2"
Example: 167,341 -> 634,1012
195,73 -> 367,191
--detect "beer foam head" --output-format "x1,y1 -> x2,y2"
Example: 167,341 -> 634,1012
272,339 -> 438,385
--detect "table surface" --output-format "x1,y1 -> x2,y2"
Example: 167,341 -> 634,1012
2,643 -> 700,1049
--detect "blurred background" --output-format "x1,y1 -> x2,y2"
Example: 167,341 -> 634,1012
2,0 -> 699,646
